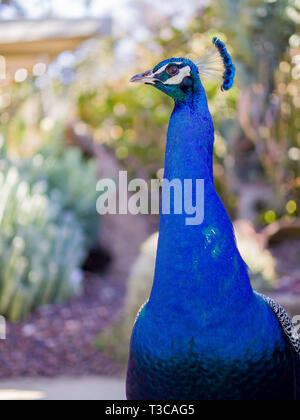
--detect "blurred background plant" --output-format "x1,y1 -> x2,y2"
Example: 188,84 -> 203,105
0,145 -> 99,322
0,0 -> 299,380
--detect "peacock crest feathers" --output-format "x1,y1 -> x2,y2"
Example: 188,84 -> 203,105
195,37 -> 236,91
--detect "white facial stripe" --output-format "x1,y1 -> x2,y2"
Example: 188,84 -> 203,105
164,66 -> 191,85
153,62 -> 183,76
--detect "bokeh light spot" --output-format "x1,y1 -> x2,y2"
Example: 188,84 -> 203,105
14,68 -> 28,83
264,210 -> 276,224
286,200 -> 297,215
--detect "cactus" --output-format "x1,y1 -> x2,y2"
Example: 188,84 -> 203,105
0,149 -> 99,322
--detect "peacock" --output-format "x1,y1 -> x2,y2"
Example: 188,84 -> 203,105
126,38 -> 300,400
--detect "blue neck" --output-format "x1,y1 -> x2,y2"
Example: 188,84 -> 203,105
149,84 -> 253,316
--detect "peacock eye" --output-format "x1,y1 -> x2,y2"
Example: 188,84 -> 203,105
166,65 -> 179,76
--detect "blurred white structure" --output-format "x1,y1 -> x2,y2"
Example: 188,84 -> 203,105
0,17 -> 112,80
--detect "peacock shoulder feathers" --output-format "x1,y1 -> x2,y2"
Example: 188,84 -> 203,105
255,291 -> 300,355
255,291 -> 300,400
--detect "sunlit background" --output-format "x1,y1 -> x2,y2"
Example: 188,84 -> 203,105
0,0 -> 299,400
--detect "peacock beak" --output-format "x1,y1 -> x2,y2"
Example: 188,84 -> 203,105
130,69 -> 157,85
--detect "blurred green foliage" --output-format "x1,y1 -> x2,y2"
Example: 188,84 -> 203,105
212,0 -> 300,224
0,146 -> 99,322
78,84 -> 171,177
22,147 -> 100,248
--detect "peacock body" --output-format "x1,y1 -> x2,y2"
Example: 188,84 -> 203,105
126,39 -> 300,400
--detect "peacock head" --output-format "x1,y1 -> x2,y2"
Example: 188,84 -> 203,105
130,38 -> 235,103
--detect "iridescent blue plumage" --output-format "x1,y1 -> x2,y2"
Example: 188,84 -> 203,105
127,39 -> 300,400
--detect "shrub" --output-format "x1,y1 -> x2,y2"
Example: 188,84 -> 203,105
0,148 -> 99,322
22,148 -> 100,247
